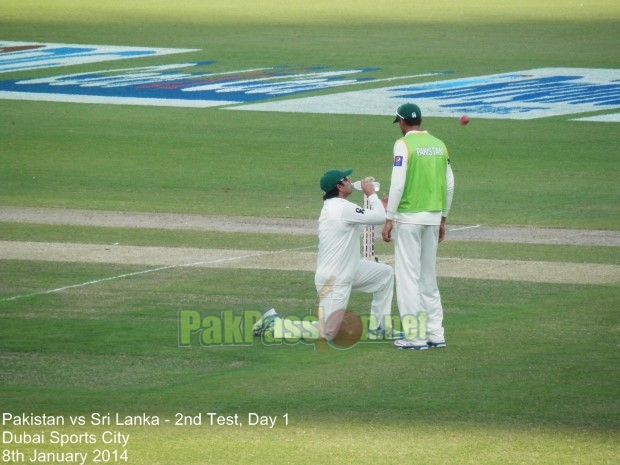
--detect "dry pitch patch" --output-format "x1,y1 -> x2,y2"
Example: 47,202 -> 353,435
3,206 -> 620,246
1,241 -> 618,286
1,207 -> 619,286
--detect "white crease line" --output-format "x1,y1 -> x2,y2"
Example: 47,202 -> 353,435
448,224 -> 481,232
0,245 -> 316,303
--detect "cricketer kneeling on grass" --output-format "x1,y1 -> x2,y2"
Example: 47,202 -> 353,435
314,168 -> 402,340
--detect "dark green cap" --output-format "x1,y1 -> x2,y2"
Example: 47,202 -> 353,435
320,168 -> 353,192
393,103 -> 422,123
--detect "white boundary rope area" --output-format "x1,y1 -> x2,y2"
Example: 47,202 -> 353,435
0,245 -> 317,303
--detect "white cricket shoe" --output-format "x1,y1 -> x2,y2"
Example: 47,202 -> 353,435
427,340 -> 447,348
394,338 -> 429,350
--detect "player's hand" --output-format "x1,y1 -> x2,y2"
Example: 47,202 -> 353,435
382,220 -> 393,242
360,178 -> 375,197
439,217 -> 447,243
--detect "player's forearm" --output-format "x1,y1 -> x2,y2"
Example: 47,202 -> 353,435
442,164 -> 455,217
386,141 -> 408,219
366,193 -> 388,224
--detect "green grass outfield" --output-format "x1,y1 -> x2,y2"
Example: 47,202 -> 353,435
1,1 -> 619,464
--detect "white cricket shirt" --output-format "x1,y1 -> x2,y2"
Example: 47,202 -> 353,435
315,193 -> 386,284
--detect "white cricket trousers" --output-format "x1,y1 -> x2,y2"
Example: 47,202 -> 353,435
393,222 -> 445,341
316,260 -> 394,333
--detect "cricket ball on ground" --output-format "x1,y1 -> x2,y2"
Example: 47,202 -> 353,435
325,310 -> 363,348
459,115 -> 470,125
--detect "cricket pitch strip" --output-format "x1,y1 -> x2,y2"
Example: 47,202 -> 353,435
0,207 -> 619,286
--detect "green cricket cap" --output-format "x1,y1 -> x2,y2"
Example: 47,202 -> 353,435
320,168 -> 353,192
393,103 -> 422,123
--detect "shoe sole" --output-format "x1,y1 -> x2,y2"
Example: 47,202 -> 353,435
427,342 -> 447,348
395,345 -> 428,350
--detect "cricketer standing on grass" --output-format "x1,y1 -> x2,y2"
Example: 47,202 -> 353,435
382,103 -> 455,350
315,169 -> 400,340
